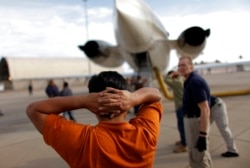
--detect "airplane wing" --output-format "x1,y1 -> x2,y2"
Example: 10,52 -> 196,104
194,61 -> 250,71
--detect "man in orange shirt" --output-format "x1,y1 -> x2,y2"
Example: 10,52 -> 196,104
26,71 -> 163,168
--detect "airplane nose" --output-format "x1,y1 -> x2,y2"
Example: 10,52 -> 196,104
114,0 -> 168,53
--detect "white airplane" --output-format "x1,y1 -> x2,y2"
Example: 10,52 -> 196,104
78,0 -> 210,78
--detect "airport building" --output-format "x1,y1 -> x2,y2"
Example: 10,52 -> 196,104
0,56 -> 249,91
194,61 -> 250,74
0,57 -> 125,91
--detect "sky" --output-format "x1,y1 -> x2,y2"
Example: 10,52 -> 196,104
0,0 -> 250,70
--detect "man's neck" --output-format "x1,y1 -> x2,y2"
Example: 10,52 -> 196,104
184,71 -> 193,79
97,113 -> 127,123
99,118 -> 126,123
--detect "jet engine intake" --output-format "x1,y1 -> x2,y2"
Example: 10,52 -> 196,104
78,40 -> 125,68
176,26 -> 210,59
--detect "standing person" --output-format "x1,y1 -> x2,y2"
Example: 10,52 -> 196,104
133,75 -> 146,114
26,71 -> 163,168
164,70 -> 187,153
165,71 -> 239,157
178,56 -> 213,168
210,96 -> 239,157
125,77 -> 134,113
45,79 -> 59,98
28,81 -> 33,95
126,77 -> 134,92
60,82 -> 76,122
0,108 -> 3,116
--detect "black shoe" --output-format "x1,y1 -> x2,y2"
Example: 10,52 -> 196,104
221,151 -> 239,157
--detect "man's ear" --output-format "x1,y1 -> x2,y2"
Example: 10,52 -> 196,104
190,64 -> 194,70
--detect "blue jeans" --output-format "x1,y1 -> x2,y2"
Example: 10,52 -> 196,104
176,107 -> 186,146
63,111 -> 76,121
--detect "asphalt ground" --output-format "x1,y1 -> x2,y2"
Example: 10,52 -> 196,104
0,71 -> 250,168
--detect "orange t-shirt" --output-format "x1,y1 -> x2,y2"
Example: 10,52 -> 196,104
43,102 -> 163,168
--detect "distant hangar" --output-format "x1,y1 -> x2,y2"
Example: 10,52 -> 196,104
0,57 -> 125,91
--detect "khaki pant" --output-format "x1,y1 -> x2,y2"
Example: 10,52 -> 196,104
210,98 -> 238,153
184,117 -> 213,168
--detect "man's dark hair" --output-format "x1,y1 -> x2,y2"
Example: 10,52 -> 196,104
63,82 -> 68,87
88,71 -> 128,93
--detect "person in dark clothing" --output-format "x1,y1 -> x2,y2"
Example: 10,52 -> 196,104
28,81 -> 33,95
60,82 -> 76,121
178,56 -> 213,168
45,79 -> 59,98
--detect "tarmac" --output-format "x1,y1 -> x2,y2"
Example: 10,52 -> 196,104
0,71 -> 250,168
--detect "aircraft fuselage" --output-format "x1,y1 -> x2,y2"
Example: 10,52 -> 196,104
114,0 -> 169,53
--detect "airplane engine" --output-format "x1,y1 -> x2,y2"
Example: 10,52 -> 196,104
78,40 -> 125,68
176,26 -> 210,59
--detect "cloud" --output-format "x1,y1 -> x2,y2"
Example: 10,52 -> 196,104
0,1 -> 249,70
0,4 -> 114,57
159,10 -> 250,65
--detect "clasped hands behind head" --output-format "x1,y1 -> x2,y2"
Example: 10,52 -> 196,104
95,87 -> 132,119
